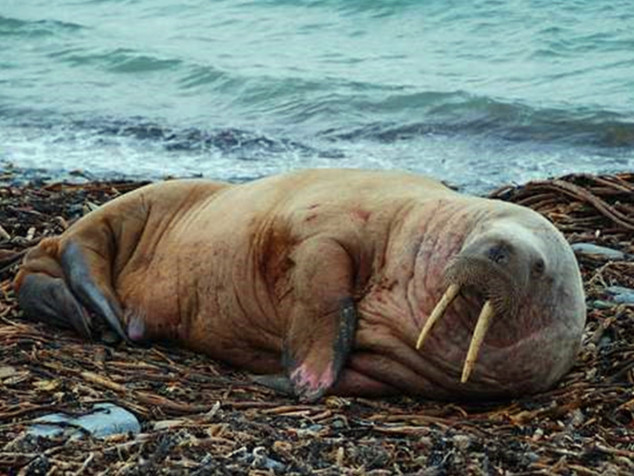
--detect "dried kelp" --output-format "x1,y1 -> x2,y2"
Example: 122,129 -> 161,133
1,173 -> 633,475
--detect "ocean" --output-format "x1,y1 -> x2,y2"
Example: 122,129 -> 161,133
1,0 -> 633,192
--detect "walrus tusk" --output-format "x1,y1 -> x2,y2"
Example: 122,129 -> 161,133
461,300 -> 495,383
416,283 -> 460,351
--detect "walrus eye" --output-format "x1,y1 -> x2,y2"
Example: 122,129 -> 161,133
532,258 -> 545,277
487,243 -> 511,265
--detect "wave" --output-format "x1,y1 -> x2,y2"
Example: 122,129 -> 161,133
3,88 -> 634,155
321,92 -> 634,149
1,105 -> 631,194
0,109 -> 345,159
89,119 -> 344,158
0,15 -> 84,37
49,47 -> 183,73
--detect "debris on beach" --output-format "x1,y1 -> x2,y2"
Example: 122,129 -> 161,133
571,243 -> 626,260
28,403 -> 141,440
1,172 -> 633,474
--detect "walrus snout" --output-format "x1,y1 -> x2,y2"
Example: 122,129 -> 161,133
416,227 -> 551,383
444,234 -> 545,319
444,255 -> 518,316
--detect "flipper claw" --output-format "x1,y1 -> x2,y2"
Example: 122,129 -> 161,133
250,374 -> 295,396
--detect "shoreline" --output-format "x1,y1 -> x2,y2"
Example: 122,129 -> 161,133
1,172 -> 633,474
4,161 -> 634,195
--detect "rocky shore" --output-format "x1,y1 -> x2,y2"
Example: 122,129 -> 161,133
1,173 -> 632,475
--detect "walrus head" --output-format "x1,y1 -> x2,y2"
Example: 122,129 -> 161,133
416,211 -> 586,394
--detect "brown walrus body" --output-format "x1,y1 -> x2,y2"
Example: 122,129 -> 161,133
15,169 -> 586,401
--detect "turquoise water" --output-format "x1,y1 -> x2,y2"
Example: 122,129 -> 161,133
1,0 -> 633,191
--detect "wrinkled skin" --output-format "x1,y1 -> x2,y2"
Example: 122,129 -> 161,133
14,169 -> 586,401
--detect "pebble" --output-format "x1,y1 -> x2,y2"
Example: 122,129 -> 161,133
525,452 -> 540,463
331,419 -> 346,429
452,434 -> 471,451
571,243 -> 625,260
248,447 -> 286,472
605,286 -> 634,304
591,300 -> 614,309
28,403 -> 140,439
0,366 -> 17,379
260,456 -> 286,472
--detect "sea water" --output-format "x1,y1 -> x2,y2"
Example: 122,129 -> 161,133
1,0 -> 633,191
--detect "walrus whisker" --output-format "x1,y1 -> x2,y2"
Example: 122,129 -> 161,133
461,300 -> 495,383
416,283 -> 460,351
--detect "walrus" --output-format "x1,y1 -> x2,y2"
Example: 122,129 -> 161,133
14,169 -> 586,401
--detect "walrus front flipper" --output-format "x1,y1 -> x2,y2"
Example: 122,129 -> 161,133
284,238 -> 358,402
254,300 -> 357,400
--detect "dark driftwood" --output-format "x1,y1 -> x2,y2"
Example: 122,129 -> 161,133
1,173 -> 633,475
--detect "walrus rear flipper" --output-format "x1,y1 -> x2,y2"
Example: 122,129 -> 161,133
14,237 -> 98,339
281,238 -> 359,402
15,217 -> 131,343
18,272 -> 92,339
59,241 -> 128,342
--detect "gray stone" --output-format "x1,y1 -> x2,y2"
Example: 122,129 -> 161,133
605,286 -> 634,304
571,243 -> 625,260
591,300 -> 614,309
28,403 -> 140,439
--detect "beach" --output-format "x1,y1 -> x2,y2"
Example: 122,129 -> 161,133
1,172 -> 632,474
